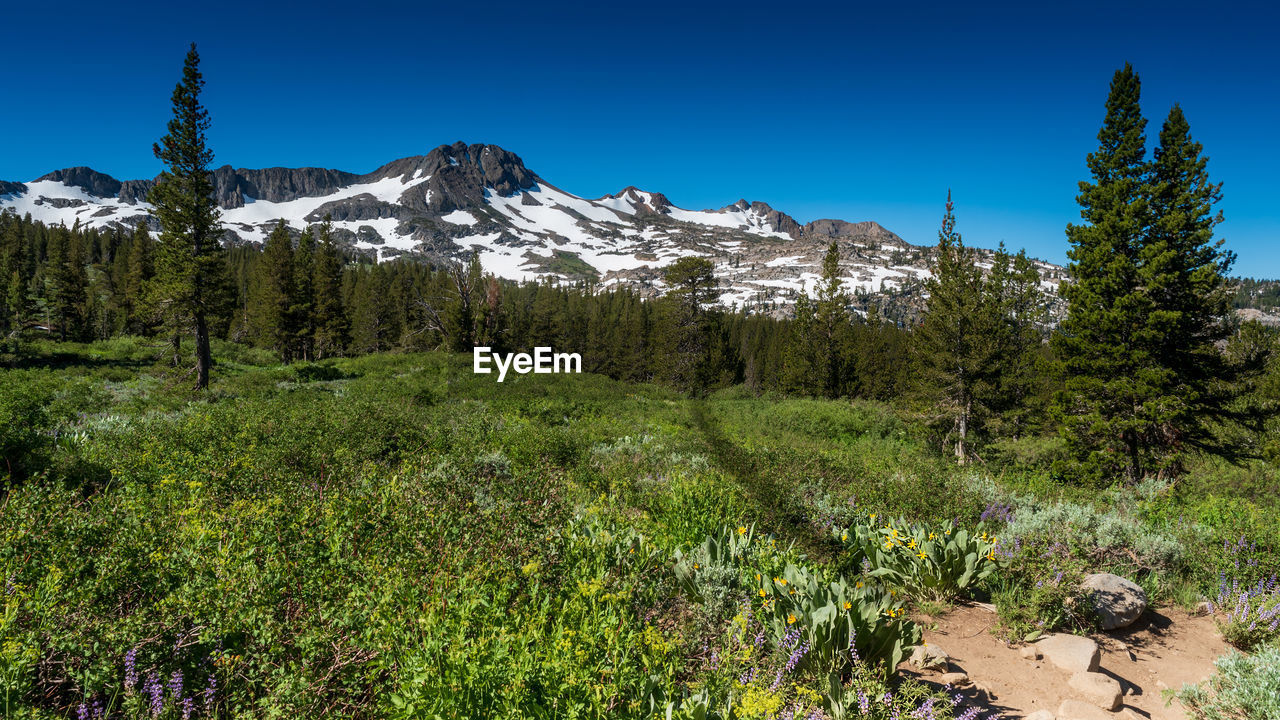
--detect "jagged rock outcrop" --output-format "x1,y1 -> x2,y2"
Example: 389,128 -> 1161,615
118,179 -> 155,204
211,165 -> 360,209
730,199 -> 803,238
803,219 -> 906,248
36,167 -> 122,198
0,180 -> 28,196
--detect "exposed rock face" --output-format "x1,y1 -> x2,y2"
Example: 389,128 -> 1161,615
0,180 -> 27,196
211,165 -> 360,209
1068,671 -> 1123,711
305,195 -> 406,223
117,179 -> 155,204
36,167 -> 123,198
391,142 -> 538,214
1081,574 -> 1147,630
728,199 -> 803,238
1036,634 -> 1101,674
803,219 -> 905,247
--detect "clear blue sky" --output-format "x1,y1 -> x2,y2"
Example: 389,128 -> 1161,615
2,1 -> 1277,275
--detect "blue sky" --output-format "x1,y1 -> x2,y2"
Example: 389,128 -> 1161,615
2,1 -> 1277,275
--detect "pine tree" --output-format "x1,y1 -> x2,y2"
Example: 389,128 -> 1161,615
122,221 -> 154,334
1132,104 -> 1238,470
914,192 -> 996,463
813,240 -> 852,397
148,43 -> 224,388
311,218 -> 348,358
292,226 -> 316,360
247,221 -> 297,359
782,292 -> 818,395
1054,64 -> 1172,482
655,256 -> 717,393
44,226 -> 89,341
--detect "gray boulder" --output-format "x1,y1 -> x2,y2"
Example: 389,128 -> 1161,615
1036,634 -> 1101,674
1081,573 -> 1147,630
1069,671 -> 1123,711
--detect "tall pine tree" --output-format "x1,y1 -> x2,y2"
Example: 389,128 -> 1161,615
148,43 -> 224,388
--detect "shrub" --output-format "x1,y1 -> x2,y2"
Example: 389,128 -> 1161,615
1173,644 -> 1280,720
1210,574 -> 1280,650
833,516 -> 1002,603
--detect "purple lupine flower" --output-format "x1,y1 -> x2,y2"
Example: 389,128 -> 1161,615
124,647 -> 139,695
182,696 -> 195,720
146,671 -> 164,718
78,702 -> 89,720
169,670 -> 184,701
92,699 -> 104,720
204,674 -> 217,711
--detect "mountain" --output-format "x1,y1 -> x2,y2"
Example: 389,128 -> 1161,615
0,141 -> 1067,317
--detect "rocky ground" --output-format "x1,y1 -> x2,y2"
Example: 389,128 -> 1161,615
900,603 -> 1228,720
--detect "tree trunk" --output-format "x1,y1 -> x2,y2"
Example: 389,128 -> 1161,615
956,397 -> 970,465
194,313 -> 211,390
171,332 -> 181,367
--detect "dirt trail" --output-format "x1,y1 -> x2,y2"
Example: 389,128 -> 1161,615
898,604 -> 1229,719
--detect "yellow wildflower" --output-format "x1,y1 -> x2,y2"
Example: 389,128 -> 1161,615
787,614 -> 797,624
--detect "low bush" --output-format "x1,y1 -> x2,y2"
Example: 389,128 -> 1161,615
1173,644 -> 1280,720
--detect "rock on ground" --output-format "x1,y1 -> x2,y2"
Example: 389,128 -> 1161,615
1069,671 -> 1123,711
1081,573 -> 1148,630
937,672 -> 970,686
909,643 -> 950,671
1025,711 -> 1056,720
1036,634 -> 1102,674
1058,699 -> 1116,720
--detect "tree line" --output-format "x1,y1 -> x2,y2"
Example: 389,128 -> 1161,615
2,51 -> 1276,484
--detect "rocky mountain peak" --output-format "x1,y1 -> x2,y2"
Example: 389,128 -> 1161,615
36,167 -> 123,198
393,142 -> 539,214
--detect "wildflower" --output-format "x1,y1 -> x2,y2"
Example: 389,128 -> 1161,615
843,601 -> 852,610
842,532 -> 849,542
787,614 -> 797,624
917,551 -> 927,559
78,703 -> 89,720
169,670 -> 184,701
146,671 -> 164,718
775,577 -> 787,586
759,589 -> 767,597
182,697 -> 194,720
738,526 -> 747,535
203,674 -> 217,712
124,647 -> 139,695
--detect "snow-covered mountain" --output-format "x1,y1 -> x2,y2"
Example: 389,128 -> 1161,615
0,141 -> 1066,315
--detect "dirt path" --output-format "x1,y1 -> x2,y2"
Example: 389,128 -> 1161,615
898,604 -> 1229,719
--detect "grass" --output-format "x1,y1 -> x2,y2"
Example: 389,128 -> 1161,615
1,339 -> 1275,719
